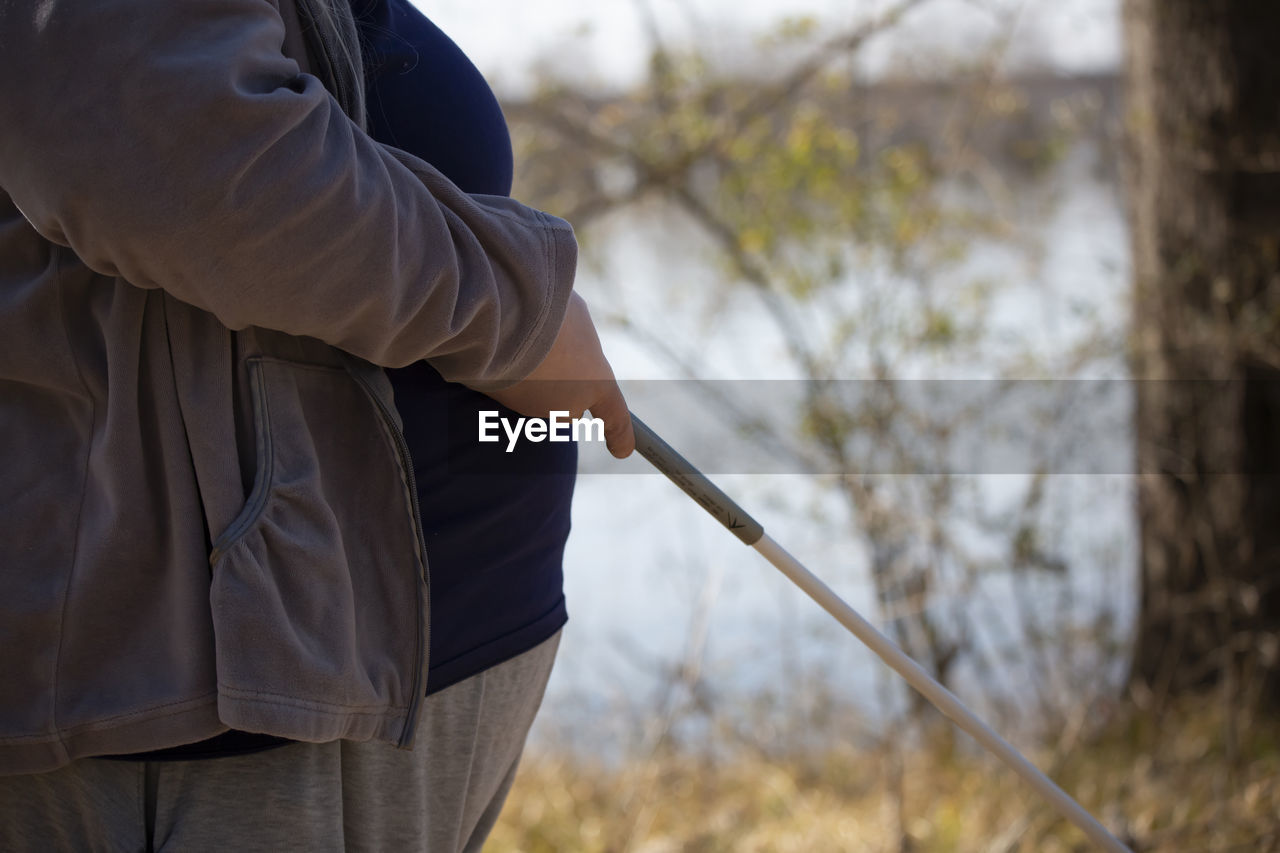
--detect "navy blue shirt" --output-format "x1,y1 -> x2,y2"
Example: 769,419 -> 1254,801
354,0 -> 573,695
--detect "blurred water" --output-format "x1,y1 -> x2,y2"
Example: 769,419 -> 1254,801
530,140 -> 1137,755
405,0 -> 1133,755
423,0 -> 1121,95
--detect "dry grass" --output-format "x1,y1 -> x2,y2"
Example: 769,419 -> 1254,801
490,698 -> 1280,852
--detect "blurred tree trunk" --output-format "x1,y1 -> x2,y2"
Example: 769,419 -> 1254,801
1125,0 -> 1280,711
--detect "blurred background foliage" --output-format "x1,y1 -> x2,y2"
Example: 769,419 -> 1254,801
444,0 -> 1280,849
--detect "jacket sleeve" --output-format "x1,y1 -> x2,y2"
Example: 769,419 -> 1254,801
0,0 -> 575,384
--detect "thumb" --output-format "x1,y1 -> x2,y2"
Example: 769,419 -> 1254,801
588,383 -> 635,459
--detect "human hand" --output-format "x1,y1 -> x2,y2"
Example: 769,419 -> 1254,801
473,292 -> 635,458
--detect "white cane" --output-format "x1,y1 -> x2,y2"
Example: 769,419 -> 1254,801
630,413 -> 1131,853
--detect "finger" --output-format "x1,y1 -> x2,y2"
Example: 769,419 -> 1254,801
588,383 -> 635,459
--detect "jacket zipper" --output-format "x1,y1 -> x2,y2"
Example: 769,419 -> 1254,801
351,368 -> 430,749
299,0 -> 364,130
300,0 -> 419,743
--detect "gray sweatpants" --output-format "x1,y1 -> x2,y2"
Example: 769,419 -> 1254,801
0,632 -> 559,853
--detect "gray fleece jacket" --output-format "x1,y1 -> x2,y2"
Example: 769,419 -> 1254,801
0,0 -> 576,775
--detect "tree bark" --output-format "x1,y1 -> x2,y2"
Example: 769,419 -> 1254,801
1125,0 -> 1280,712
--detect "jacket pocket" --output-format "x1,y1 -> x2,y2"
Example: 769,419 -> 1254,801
208,356 -> 426,740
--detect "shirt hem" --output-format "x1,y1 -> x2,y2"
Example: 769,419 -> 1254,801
425,598 -> 567,696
